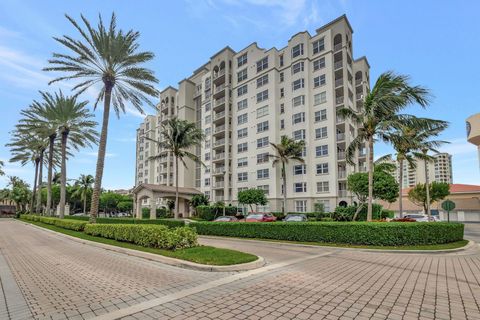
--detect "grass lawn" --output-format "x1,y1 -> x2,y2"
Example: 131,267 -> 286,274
20,219 -> 258,266
205,236 -> 469,251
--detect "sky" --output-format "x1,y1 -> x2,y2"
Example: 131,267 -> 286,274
0,0 -> 479,189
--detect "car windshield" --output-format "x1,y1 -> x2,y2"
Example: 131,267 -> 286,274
286,216 -> 304,221
247,214 -> 263,219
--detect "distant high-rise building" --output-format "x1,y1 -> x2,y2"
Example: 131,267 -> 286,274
467,113 -> 480,170
135,15 -> 370,213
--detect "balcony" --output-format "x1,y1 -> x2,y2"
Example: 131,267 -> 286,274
334,43 -> 342,52
214,181 -> 225,188
335,78 -> 344,88
214,124 -> 225,134
214,110 -> 226,121
336,133 -> 345,141
214,97 -> 226,110
214,138 -> 225,147
336,96 -> 344,105
213,69 -> 226,83
213,84 -> 226,98
336,116 -> 345,124
359,166 -> 367,172
355,79 -> 362,86
338,171 -> 347,179
334,61 -> 343,70
213,153 -> 225,161
356,93 -> 363,101
359,150 -> 367,158
338,190 -> 347,197
213,167 -> 226,175
337,151 -> 346,160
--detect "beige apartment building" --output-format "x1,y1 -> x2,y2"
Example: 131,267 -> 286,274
386,153 -> 453,188
467,113 -> 480,170
135,15 -> 370,214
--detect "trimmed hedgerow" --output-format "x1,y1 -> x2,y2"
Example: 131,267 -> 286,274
191,221 -> 464,246
84,224 -> 197,250
21,214 -> 87,231
196,205 -> 238,221
64,216 -> 185,228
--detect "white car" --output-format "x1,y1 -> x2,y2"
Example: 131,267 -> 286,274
404,214 -> 438,222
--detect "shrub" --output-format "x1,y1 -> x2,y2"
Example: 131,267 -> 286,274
196,205 -> 237,221
65,216 -> 185,228
191,221 -> 464,246
391,217 -> 416,222
333,204 -> 387,221
141,207 -> 169,219
84,224 -> 198,250
21,214 -> 87,231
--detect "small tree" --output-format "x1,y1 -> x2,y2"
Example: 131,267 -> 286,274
408,182 -> 450,214
238,189 -> 268,213
190,194 -> 209,215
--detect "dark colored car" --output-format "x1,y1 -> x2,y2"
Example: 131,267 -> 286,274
214,216 -> 239,222
245,213 -> 277,222
284,214 -> 308,222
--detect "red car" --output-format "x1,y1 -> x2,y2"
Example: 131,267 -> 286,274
245,213 -> 277,222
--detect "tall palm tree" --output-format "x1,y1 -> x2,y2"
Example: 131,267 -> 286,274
268,136 -> 305,214
0,160 -> 4,176
73,174 -> 94,214
146,117 -> 204,219
385,118 -> 449,218
44,13 -> 159,223
339,71 -> 430,221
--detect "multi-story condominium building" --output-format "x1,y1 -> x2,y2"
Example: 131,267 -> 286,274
135,15 -> 370,213
467,113 -> 480,170
386,153 -> 453,188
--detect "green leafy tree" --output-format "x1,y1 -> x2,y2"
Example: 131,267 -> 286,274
146,117 -> 204,219
408,182 -> 450,214
238,189 -> 268,213
190,194 -> 209,215
44,13 -> 159,223
99,191 -> 124,214
72,174 -> 95,214
117,200 -> 133,213
7,176 -> 31,212
268,135 -> 305,214
339,71 -> 430,221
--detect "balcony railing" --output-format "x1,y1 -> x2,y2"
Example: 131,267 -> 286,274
214,181 -> 225,188
359,150 -> 367,157
336,133 -> 345,141
356,93 -> 363,100
335,78 -> 344,87
337,151 -> 346,160
336,116 -> 345,124
214,167 -> 225,174
338,190 -> 347,197
213,69 -> 225,79
214,138 -> 225,147
213,153 -> 225,160
359,166 -> 367,172
355,79 -> 362,86
214,125 -> 225,133
334,61 -> 343,70
215,97 -> 225,106
214,84 -> 225,94
336,96 -> 344,105
338,171 -> 347,179
334,43 -> 342,51
214,111 -> 226,120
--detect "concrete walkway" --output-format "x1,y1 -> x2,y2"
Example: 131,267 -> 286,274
1,219 -> 480,319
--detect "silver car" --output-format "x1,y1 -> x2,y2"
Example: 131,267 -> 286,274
404,214 -> 438,222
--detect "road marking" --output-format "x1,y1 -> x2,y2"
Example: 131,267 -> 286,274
92,252 -> 332,320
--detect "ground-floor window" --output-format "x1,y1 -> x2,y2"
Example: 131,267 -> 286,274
315,199 -> 330,213
295,200 -> 307,212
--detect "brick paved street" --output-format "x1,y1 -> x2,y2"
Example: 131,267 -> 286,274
1,219 -> 480,319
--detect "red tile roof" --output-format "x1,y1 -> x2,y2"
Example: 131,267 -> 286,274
402,184 -> 480,195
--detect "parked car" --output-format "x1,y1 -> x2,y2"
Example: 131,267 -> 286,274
284,214 -> 308,222
71,213 -> 87,217
404,214 -> 438,222
245,213 -> 277,222
116,212 -> 131,218
214,216 -> 239,222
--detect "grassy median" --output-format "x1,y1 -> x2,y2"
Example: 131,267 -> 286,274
20,219 -> 258,266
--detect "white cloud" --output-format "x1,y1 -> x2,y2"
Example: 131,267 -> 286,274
115,137 -> 137,143
439,138 -> 477,156
84,152 -> 117,158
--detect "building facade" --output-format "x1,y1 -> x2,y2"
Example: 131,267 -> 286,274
135,15 -> 370,213
386,153 -> 453,188
467,113 -> 480,170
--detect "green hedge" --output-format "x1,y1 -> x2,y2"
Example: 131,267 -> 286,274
333,204 -> 394,221
21,214 -> 87,231
141,207 -> 170,219
196,205 -> 237,221
65,216 -> 185,228
191,221 -> 464,246
84,224 -> 197,250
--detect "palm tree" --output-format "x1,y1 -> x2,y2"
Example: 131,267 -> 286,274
0,160 -> 4,176
44,13 -> 159,223
73,174 -> 94,214
339,71 -> 430,221
385,118 -> 449,218
146,117 -> 204,219
268,135 -> 305,214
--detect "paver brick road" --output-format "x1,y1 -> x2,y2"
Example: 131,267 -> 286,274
1,219 -> 480,320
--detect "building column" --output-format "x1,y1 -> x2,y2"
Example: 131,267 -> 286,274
135,197 -> 142,219
150,198 -> 156,220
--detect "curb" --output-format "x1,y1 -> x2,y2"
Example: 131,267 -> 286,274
199,235 -> 476,254
18,221 -> 265,272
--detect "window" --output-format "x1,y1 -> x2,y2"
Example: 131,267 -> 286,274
204,178 -> 210,186
257,90 -> 269,103
257,74 -> 269,88
258,185 -> 269,195
237,99 -> 248,111
237,69 -> 247,82
292,79 -> 304,91
292,95 -> 305,107
237,128 -> 248,139
237,113 -> 248,125
301,147 -> 307,157
257,105 -> 269,118
291,43 -> 304,58
280,119 -> 285,129
315,126 -> 328,139
237,157 -> 248,167
312,38 -> 325,54
315,109 -> 327,122
316,145 -> 328,157
280,103 -> 285,114
257,136 -> 269,148
257,168 -> 269,179
237,84 -> 248,97
205,152 -> 211,161
257,152 -> 269,164
294,182 -> 307,193
280,88 -> 284,98
293,164 -> 306,175
316,199 -> 330,212
205,115 -> 211,123
316,163 -> 329,174
237,53 -> 247,67
292,61 -> 304,74
205,140 -> 211,148
280,72 -> 284,82
238,142 -> 248,153
317,181 -> 329,193
257,57 -> 268,72
205,102 -> 211,112
257,121 -> 269,133
293,129 -> 306,140
314,91 -> 327,105
313,57 -> 325,71
292,112 -> 305,125
238,172 -> 248,182
295,200 -> 307,212
314,74 -> 326,88
279,54 -> 284,67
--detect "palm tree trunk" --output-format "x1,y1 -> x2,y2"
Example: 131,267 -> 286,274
398,158 -> 404,218
175,155 -> 179,219
424,158 -> 431,219
59,131 -> 68,218
90,88 -> 112,223
282,163 -> 287,214
36,151 -> 44,214
367,137 -> 374,222
83,191 -> 87,214
31,159 -> 39,213
46,135 -> 56,216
